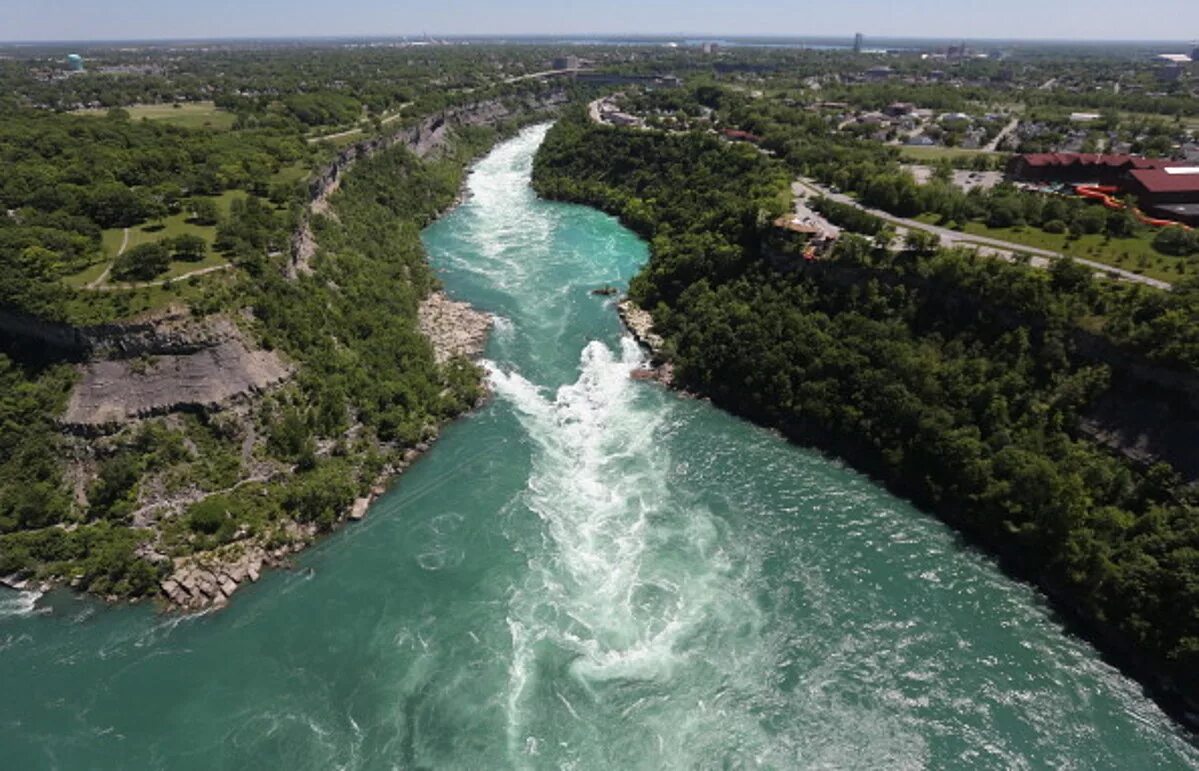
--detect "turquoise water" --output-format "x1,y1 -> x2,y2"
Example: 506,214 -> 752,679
2,124 -> 1198,769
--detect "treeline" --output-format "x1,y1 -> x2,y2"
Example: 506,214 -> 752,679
661,84 -> 1199,369
0,107 -> 310,319
532,115 -> 1199,709
0,100 -> 540,598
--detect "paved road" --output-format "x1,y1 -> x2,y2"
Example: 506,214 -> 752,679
984,117 -> 1019,152
793,177 -> 1172,290
502,68 -> 575,84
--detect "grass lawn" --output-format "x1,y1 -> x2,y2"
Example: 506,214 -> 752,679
71,101 -> 236,131
269,163 -> 310,185
64,199 -> 239,288
899,146 -> 1003,163
61,269 -> 237,321
915,214 -> 1192,282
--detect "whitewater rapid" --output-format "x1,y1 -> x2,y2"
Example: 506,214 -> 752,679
1,122 -> 1197,770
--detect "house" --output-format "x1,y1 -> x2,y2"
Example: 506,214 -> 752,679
722,128 -> 763,144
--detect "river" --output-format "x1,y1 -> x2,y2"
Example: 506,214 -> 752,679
1,124 -> 1197,769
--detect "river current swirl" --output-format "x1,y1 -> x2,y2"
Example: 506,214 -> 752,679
0,124 -> 1196,769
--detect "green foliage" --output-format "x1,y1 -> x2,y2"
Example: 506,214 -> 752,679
167,233 -> 208,261
0,523 -> 160,596
534,113 -> 1199,703
0,355 -> 74,534
112,242 -> 171,281
1152,227 -> 1199,257
283,92 -> 363,127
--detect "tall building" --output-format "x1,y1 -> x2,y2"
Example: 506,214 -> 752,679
853,33 -> 864,54
66,53 -> 84,72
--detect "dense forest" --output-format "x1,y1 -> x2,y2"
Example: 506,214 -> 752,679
0,102 -> 525,598
533,113 -> 1199,710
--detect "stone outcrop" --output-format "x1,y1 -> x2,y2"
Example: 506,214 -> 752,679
617,299 -> 674,385
52,315 -> 290,430
63,337 -> 290,429
160,534 -> 311,611
0,305 -> 229,362
418,291 -> 492,364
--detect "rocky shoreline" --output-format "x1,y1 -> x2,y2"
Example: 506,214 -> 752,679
617,299 -> 674,385
157,290 -> 493,612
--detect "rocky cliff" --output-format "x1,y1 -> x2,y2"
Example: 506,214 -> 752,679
289,91 -> 569,277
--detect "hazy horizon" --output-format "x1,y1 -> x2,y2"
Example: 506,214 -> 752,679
7,0 -> 1199,45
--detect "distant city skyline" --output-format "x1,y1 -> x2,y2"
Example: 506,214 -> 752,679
6,0 -> 1199,43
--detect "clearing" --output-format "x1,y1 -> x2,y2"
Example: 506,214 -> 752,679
71,101 -> 236,130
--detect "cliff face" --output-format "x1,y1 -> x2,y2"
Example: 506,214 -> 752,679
289,91 -> 569,277
0,305 -> 220,362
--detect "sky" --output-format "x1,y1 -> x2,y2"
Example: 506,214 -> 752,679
6,0 -> 1199,43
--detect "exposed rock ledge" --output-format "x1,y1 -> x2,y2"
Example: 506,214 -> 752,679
418,291 -> 492,363
161,528 -> 311,611
62,318 -> 291,430
618,298 -> 674,385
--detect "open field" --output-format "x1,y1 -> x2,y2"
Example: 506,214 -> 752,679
899,145 -> 1004,163
63,191 -> 253,289
72,101 -> 236,130
269,163 -> 310,185
915,214 -> 1192,282
61,268 -> 237,320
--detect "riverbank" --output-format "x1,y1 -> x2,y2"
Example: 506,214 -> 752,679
0,98 -> 567,614
532,114 -> 1199,733
4,109 -> 1197,771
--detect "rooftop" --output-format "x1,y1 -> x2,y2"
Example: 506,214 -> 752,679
1128,168 -> 1199,193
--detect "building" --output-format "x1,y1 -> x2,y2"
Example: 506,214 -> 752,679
1127,166 -> 1199,209
1007,153 -> 1171,186
864,65 -> 893,81
66,53 -> 84,72
552,55 -> 580,71
701,41 -> 719,54
1008,153 -> 1199,225
853,33 -> 864,54
721,128 -> 763,144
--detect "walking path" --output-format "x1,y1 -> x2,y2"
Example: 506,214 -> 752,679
85,228 -> 128,289
307,104 -> 410,144
88,263 -> 234,291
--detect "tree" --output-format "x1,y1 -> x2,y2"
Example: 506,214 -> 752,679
905,229 -> 940,255
188,198 -> 220,226
1152,226 -> 1196,257
112,242 -> 171,281
168,234 -> 207,261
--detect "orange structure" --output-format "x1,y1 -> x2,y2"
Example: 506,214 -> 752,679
1074,184 -> 1193,230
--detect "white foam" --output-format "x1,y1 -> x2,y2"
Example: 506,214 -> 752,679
0,588 -> 44,618
488,338 -> 787,764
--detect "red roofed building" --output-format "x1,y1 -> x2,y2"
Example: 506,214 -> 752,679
1008,152 -> 1199,225
1007,153 -> 1171,186
1125,167 -> 1199,224
721,128 -> 763,144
